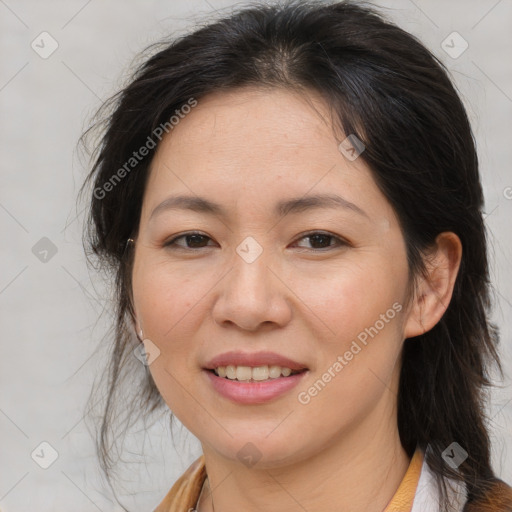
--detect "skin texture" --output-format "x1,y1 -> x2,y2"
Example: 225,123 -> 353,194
131,87 -> 462,512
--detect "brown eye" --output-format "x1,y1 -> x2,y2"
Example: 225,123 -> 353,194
164,232 -> 214,250
163,230 -> 347,252
293,231 -> 347,251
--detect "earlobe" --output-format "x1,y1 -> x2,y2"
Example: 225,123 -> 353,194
132,311 -> 144,341
403,232 -> 462,339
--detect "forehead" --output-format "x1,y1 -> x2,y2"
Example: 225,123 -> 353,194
142,86 -> 392,224
160,86 -> 338,159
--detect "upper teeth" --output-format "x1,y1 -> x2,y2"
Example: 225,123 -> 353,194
214,365 -> 296,381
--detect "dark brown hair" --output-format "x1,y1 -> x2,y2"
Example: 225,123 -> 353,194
79,1 -> 511,510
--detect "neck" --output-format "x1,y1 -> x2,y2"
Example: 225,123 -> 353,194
197,399 -> 411,512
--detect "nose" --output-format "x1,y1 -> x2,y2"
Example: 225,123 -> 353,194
211,248 -> 293,332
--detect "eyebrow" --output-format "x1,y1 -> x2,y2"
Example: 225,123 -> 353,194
149,193 -> 369,221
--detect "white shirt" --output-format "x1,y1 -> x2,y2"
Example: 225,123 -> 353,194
412,455 -> 468,512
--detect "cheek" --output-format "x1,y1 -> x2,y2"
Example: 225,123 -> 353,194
132,257 -> 212,341
300,253 -> 407,345
131,259 -> 210,425
295,253 -> 407,406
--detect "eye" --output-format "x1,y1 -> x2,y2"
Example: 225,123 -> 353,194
292,231 -> 348,251
163,231 -> 215,250
163,230 -> 348,252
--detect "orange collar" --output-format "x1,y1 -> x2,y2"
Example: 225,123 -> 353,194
384,447 -> 424,511
155,447 -> 424,512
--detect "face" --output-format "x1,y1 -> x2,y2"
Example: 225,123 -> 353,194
131,87 -> 415,468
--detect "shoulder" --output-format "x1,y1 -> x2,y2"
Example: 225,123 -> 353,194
413,448 -> 512,512
153,455 -> 207,512
463,478 -> 512,512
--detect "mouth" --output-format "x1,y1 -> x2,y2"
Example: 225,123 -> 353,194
207,365 -> 307,382
202,351 -> 309,404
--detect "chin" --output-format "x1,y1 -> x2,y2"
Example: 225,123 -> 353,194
204,431 -> 311,470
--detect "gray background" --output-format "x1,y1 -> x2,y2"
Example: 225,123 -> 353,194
1,0 -> 511,510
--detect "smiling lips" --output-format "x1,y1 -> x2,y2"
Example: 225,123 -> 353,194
203,350 -> 309,404
204,350 -> 308,371
214,364 -> 300,381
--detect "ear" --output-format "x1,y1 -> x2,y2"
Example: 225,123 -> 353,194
403,232 -> 462,338
130,308 -> 143,340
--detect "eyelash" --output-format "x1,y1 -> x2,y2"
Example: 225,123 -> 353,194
163,230 -> 348,252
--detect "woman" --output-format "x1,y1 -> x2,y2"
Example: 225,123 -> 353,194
80,1 -> 512,510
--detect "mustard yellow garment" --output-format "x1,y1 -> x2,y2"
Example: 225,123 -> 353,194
154,448 -> 424,512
